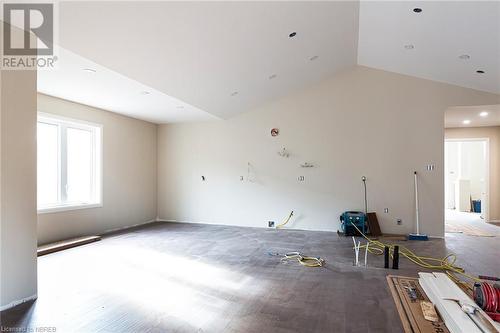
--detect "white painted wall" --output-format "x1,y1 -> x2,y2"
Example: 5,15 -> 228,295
462,141 -> 487,200
157,66 -> 500,237
445,141 -> 459,209
0,69 -> 38,309
37,94 -> 158,245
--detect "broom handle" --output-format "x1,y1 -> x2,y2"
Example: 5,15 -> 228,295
414,171 -> 419,235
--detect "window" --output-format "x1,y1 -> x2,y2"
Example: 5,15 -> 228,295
37,113 -> 102,213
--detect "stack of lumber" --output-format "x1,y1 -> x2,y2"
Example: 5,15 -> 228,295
419,272 -> 500,333
386,275 -> 450,333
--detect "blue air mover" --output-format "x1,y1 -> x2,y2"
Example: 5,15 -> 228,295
340,211 -> 367,236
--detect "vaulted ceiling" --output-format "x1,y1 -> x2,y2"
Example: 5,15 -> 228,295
358,1 -> 500,95
37,1 -> 500,123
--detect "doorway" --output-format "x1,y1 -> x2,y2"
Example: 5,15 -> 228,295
444,138 -> 489,227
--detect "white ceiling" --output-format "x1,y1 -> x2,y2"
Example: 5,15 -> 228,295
358,1 -> 500,94
445,105 -> 500,128
37,1 -> 499,124
38,48 -> 217,123
48,1 -> 359,122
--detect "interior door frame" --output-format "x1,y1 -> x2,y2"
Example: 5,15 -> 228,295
444,137 -> 490,222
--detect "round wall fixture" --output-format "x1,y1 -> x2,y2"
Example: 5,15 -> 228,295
271,128 -> 280,137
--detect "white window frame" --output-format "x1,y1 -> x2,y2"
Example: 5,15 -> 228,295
37,112 -> 103,214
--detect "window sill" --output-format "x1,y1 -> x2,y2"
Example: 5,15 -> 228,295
38,203 -> 102,214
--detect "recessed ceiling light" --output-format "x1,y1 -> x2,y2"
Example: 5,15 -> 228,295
289,32 -> 297,38
480,111 -> 489,117
309,55 -> 319,61
231,91 -> 239,96
404,44 -> 415,50
82,68 -> 96,73
458,54 -> 470,60
140,91 -> 150,95
413,8 -> 422,13
269,74 -> 277,80
476,70 -> 485,74
463,120 -> 471,125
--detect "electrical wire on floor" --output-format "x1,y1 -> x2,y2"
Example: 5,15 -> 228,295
276,211 -> 294,229
268,251 -> 325,267
271,212 -> 325,267
349,222 -> 480,287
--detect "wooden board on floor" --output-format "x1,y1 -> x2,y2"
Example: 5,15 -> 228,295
380,235 -> 408,241
387,275 -> 450,333
38,236 -> 101,256
369,234 -> 408,241
445,224 -> 497,237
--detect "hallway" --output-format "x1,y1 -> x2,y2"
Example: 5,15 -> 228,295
445,209 -> 500,236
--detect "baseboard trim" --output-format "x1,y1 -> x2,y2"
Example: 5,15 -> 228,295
0,294 -> 37,312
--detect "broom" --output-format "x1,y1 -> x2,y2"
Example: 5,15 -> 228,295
408,171 -> 429,241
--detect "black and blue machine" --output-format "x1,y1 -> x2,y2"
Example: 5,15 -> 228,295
340,211 -> 367,236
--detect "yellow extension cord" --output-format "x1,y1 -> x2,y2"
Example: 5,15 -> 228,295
280,252 -> 325,267
273,212 -> 477,285
276,211 -> 294,228
349,222 -> 480,287
274,211 -> 325,267
274,212 -> 477,283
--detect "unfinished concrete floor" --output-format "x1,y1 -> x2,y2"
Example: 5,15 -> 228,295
1,221 -> 499,333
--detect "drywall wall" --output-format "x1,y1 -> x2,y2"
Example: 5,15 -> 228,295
37,94 -> 158,245
445,126 -> 500,221
0,69 -> 38,309
157,66 -> 500,237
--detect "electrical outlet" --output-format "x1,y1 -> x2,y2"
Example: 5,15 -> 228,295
268,221 -> 275,228
384,208 -> 389,213
425,164 -> 435,171
298,176 -> 305,181
397,219 -> 402,225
